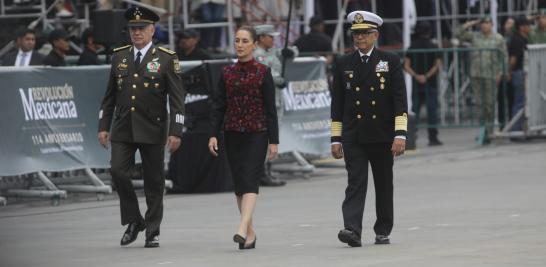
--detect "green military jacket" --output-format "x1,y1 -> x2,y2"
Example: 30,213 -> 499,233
529,26 -> 546,44
98,44 -> 186,144
456,28 -> 508,78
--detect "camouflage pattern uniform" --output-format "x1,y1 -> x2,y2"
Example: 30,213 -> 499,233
456,25 -> 508,133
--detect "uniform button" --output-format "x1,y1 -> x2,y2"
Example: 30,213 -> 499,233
131,95 -> 135,100
356,87 -> 360,92
356,101 -> 360,105
372,101 -> 376,105
134,74 -> 139,78
131,107 -> 135,112
132,84 -> 136,89
372,115 -> 377,119
357,114 -> 362,119
370,87 -> 375,91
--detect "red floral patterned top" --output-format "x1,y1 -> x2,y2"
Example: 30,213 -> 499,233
210,59 -> 279,144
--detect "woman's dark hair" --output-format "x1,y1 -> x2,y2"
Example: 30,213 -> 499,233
237,25 -> 257,42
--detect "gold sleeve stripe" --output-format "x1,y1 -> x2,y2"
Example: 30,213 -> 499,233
331,121 -> 342,137
394,114 -> 408,132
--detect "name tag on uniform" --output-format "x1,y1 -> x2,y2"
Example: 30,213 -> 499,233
375,60 -> 389,72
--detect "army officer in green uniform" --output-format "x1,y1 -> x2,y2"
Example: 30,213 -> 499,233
98,6 -> 185,248
331,11 -> 408,247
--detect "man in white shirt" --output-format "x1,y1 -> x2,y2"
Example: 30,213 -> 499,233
1,28 -> 44,66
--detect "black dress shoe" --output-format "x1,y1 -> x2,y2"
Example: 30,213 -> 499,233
120,222 -> 146,246
239,236 -> 256,250
338,229 -> 362,247
375,235 -> 390,245
260,175 -> 286,187
233,234 -> 246,245
144,235 -> 159,248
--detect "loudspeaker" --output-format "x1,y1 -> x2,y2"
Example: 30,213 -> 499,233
92,9 -> 127,46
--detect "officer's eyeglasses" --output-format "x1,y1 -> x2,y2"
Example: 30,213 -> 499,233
352,30 -> 377,37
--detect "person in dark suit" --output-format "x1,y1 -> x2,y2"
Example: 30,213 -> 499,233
77,28 -> 103,65
1,28 -> 44,66
331,11 -> 408,247
176,29 -> 211,61
43,29 -> 70,66
97,6 -> 186,248
208,26 -> 279,250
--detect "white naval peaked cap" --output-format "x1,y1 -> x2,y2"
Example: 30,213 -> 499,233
347,11 -> 383,30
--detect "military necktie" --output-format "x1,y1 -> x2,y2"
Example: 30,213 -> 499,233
134,51 -> 142,66
361,55 -> 369,64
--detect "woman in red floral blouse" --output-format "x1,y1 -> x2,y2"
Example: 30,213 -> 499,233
208,26 -> 279,250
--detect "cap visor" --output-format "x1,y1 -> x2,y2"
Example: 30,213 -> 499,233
128,22 -> 153,27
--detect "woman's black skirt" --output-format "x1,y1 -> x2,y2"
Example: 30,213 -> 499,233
224,131 -> 268,196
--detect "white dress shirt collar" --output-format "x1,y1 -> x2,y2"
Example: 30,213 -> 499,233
358,46 -> 374,62
133,41 -> 153,61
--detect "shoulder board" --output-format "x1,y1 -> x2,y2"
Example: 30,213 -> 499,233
112,45 -> 131,52
158,46 -> 176,55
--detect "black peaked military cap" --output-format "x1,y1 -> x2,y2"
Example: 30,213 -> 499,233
125,6 -> 159,27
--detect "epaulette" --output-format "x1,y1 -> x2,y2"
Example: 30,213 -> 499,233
158,46 -> 176,55
113,45 -> 131,52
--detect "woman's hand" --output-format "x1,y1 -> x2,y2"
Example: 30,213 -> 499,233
267,144 -> 278,161
208,137 -> 219,157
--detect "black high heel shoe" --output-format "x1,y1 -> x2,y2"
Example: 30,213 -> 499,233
233,234 -> 246,245
239,236 -> 256,250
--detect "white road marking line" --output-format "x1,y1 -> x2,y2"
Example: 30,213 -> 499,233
291,243 -> 304,247
408,226 -> 420,231
299,224 -> 316,227
158,262 -> 173,265
509,214 -> 520,218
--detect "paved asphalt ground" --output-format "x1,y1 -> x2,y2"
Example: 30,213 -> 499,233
1,129 -> 545,267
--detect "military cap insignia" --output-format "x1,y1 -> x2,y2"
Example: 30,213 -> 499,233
354,13 -> 364,24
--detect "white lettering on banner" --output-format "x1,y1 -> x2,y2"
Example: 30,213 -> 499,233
19,84 -> 78,121
185,93 -> 209,104
283,79 -> 331,112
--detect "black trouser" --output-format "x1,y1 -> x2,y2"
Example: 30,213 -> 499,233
342,142 -> 393,237
110,141 -> 165,239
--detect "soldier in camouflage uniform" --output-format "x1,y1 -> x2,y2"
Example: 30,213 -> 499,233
530,9 -> 546,44
457,16 -> 508,139
252,25 -> 298,187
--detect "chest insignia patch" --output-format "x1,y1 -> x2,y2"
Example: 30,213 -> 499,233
375,60 -> 389,72
147,61 -> 160,73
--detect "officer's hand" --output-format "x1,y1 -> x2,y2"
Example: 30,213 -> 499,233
281,48 -> 295,59
208,137 -> 218,157
98,131 -> 110,149
331,143 -> 344,159
391,138 -> 406,157
167,136 -> 181,153
267,144 -> 278,161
